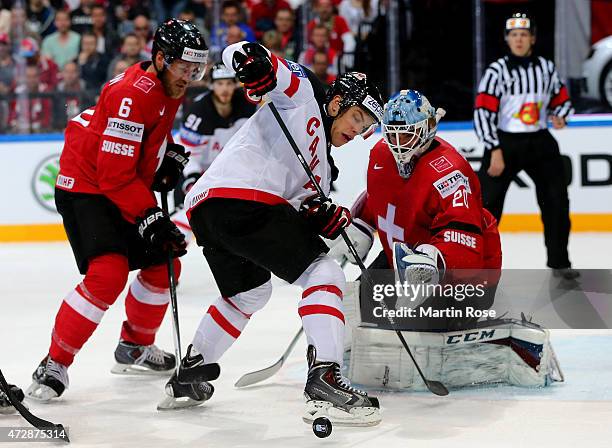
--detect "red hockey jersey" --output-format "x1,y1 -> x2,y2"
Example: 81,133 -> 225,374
358,137 -> 502,273
55,62 -> 182,222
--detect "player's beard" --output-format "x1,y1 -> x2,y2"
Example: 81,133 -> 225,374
161,71 -> 188,99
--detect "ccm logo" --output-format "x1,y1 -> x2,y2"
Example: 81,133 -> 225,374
446,329 -> 495,344
101,140 -> 135,157
443,230 -> 476,248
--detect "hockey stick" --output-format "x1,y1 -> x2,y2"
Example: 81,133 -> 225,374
0,369 -> 70,442
268,102 -> 449,396
234,327 -> 303,387
161,193 -> 182,376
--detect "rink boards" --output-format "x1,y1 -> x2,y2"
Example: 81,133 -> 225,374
1,115 -> 611,241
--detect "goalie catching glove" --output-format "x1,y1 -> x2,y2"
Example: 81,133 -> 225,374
231,42 -> 277,99
328,218 -> 374,264
393,242 -> 446,285
152,143 -> 190,192
300,196 -> 352,240
137,207 -> 187,257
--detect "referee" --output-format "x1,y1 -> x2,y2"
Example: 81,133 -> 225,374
474,12 -> 578,280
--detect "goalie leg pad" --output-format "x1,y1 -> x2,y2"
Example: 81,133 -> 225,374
348,319 -> 563,390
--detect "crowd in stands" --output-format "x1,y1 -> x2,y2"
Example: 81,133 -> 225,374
0,0 -> 381,133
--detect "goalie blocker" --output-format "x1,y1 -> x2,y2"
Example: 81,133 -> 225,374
342,281 -> 564,390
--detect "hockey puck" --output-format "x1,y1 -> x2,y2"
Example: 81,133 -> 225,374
312,417 -> 332,438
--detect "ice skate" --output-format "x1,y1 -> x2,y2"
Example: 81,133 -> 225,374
157,345 -> 220,410
302,345 -> 381,427
111,340 -> 176,375
0,384 -> 25,414
26,356 -> 69,402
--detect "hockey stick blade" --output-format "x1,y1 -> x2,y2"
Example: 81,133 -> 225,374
234,327 -> 303,387
0,369 -> 70,443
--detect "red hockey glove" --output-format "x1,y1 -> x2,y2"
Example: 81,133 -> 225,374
232,43 -> 277,98
137,207 -> 187,257
301,197 -> 352,240
152,143 -> 190,193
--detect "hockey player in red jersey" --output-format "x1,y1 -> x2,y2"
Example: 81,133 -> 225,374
26,19 -> 208,402
157,41 -> 384,427
330,89 -> 502,310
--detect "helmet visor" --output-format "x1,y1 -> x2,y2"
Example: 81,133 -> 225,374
165,56 -> 208,82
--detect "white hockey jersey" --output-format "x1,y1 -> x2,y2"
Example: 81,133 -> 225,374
185,41 -> 336,215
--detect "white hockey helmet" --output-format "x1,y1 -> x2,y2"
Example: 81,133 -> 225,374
382,89 -> 446,177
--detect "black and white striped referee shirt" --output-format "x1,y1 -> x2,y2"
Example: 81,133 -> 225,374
473,54 -> 574,151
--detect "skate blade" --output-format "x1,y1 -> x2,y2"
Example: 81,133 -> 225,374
111,363 -> 174,376
25,382 -> 59,402
157,395 -> 208,411
302,400 -> 381,427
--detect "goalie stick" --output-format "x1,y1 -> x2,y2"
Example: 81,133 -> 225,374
0,369 -> 70,443
267,102 -> 449,396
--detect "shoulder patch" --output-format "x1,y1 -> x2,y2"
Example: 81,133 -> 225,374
433,170 -> 472,198
429,155 -> 453,173
133,76 -> 156,93
287,60 -> 307,78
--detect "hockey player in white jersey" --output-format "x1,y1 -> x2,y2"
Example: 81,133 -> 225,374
158,41 -> 384,426
172,63 -> 257,239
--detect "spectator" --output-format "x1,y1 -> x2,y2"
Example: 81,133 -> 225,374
338,0 -> 378,37
0,32 -> 13,95
307,0 -> 355,55
152,0 -> 188,22
249,0 -> 291,40
20,37 -> 59,89
262,29 -> 283,58
299,24 -> 338,74
211,0 -> 255,49
132,14 -> 153,59
41,10 -> 80,69
9,5 -> 39,52
107,33 -> 144,79
311,50 -> 335,90
57,60 -> 87,123
225,24 -> 245,47
91,4 -> 120,56
9,63 -> 52,133
77,31 -> 108,90
70,0 -> 95,34
274,7 -> 298,61
110,58 -> 129,78
27,0 -> 56,39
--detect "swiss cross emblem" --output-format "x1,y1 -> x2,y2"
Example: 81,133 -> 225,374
377,203 -> 404,249
133,76 -> 156,93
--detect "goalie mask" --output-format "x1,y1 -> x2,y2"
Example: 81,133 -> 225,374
382,90 -> 446,178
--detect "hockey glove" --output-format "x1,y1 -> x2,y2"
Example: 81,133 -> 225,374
152,143 -> 190,193
301,196 -> 352,240
393,242 -> 446,286
137,207 -> 187,257
328,218 -> 374,264
232,42 -> 277,98
181,172 -> 201,195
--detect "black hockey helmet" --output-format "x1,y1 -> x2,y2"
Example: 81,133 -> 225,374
325,72 -> 384,126
505,12 -> 536,35
152,18 -> 209,81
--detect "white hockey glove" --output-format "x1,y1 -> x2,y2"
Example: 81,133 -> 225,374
327,218 -> 374,265
393,242 -> 446,285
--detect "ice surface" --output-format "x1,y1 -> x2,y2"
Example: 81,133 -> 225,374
0,233 -> 611,447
